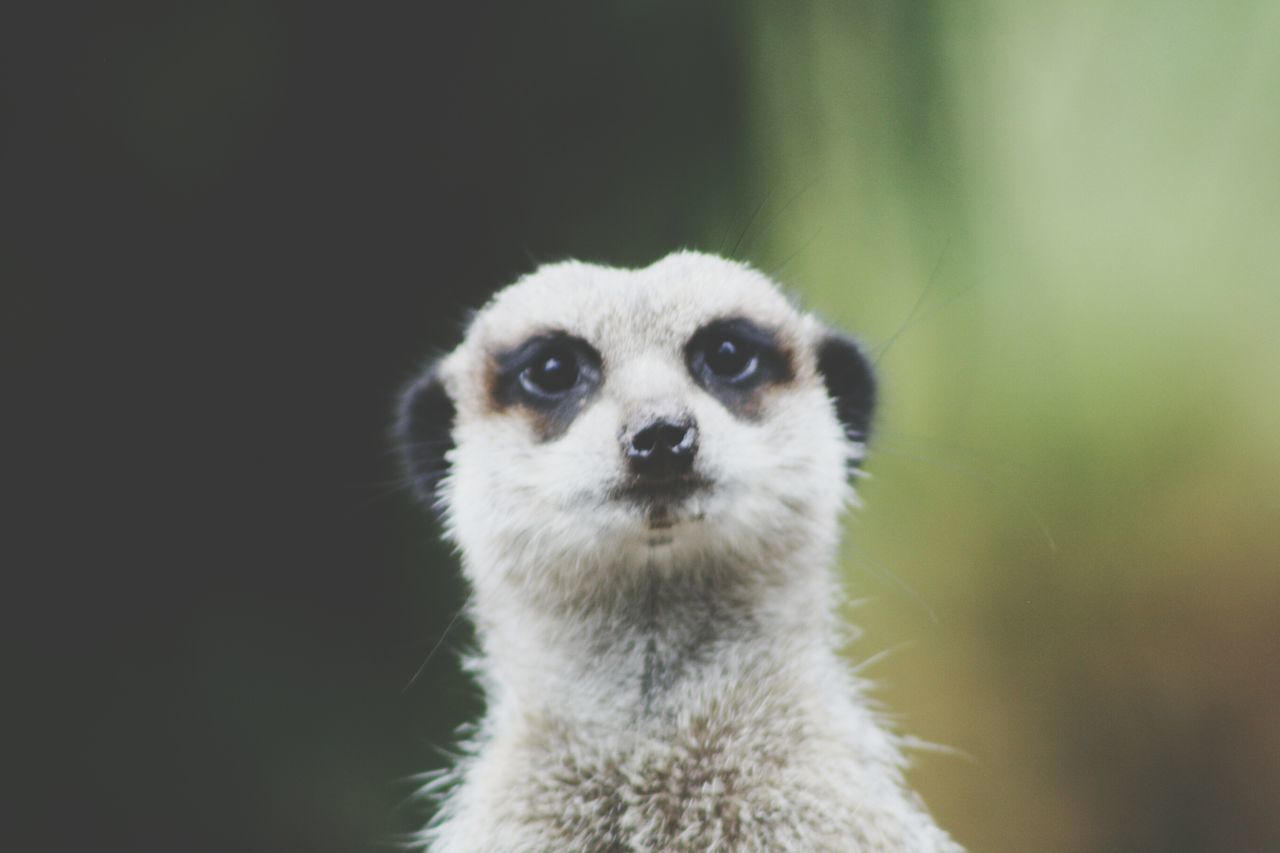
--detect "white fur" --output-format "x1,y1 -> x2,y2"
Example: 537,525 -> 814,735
413,252 -> 960,851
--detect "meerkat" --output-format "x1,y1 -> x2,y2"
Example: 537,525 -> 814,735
397,251 -> 961,852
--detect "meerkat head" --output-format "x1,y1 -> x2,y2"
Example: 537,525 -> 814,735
398,252 -> 875,608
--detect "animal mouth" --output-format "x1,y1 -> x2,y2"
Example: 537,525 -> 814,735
612,476 -> 711,531
615,475 -> 708,504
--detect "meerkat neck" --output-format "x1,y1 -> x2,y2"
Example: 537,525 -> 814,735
471,553 -> 842,727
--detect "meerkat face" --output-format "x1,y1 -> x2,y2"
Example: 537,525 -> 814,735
399,252 -> 875,598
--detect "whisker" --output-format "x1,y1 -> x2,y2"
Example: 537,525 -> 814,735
343,469 -> 450,513
379,439 -> 455,458
728,188 -> 775,260
843,538 -> 939,623
874,440 -> 1058,554
767,225 -> 825,279
874,428 -> 1027,480
872,237 -> 951,366
402,596 -> 473,694
346,485 -> 415,513
744,173 -> 822,262
850,641 -> 915,676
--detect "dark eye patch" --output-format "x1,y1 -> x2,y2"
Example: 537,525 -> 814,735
492,332 -> 603,440
686,318 -> 792,417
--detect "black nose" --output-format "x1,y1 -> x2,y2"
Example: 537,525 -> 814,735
626,418 -> 698,479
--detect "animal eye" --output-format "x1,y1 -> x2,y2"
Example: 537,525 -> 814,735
701,334 -> 759,382
520,345 -> 580,397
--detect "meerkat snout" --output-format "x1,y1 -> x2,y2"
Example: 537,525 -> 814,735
624,416 -> 698,479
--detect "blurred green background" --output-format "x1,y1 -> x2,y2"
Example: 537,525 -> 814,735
740,4 -> 1280,851
10,2 -> 1278,851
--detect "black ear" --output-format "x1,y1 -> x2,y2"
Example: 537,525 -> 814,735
396,365 -> 456,513
816,333 -> 877,447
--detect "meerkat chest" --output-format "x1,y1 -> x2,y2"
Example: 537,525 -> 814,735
462,709 -> 867,852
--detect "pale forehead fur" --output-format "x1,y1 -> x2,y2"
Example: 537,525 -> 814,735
441,251 -> 820,400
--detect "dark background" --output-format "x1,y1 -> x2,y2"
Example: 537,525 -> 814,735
8,3 -> 752,851
9,3 -> 1280,852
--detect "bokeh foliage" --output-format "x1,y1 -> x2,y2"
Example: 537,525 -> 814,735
737,3 -> 1280,850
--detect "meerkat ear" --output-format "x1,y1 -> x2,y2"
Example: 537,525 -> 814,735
396,364 -> 456,514
816,332 -> 877,447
